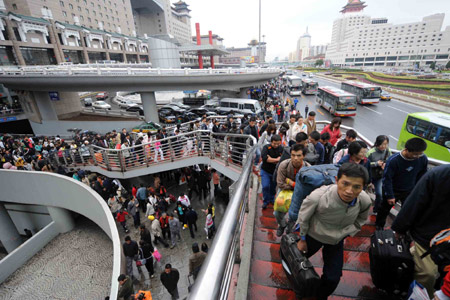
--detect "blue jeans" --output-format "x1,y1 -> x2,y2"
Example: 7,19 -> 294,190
372,178 -> 382,213
254,147 -> 261,166
306,235 -> 344,300
260,168 -> 276,206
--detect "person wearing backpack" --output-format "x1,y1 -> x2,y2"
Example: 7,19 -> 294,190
260,135 -> 283,209
296,163 -> 371,300
366,135 -> 392,214
334,129 -> 357,153
305,131 -> 324,165
391,164 -> 450,298
274,144 -> 309,237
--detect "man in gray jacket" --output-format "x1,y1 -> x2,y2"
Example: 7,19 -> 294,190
169,213 -> 182,249
296,163 -> 371,300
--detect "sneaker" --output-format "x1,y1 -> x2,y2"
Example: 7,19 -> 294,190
262,204 -> 267,210
170,245 -> 175,249
150,274 -> 155,279
276,226 -> 286,237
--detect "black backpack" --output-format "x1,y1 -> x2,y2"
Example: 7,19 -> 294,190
421,228 -> 450,272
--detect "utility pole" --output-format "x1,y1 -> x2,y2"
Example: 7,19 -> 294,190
258,0 -> 261,66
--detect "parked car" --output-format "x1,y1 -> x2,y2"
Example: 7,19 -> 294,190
96,92 -> 109,100
126,105 -> 144,116
119,100 -> 138,109
132,122 -> 162,134
83,97 -> 93,107
178,111 -> 200,123
160,113 -> 176,124
200,103 -> 220,112
159,105 -> 186,115
380,90 -> 392,101
92,101 -> 111,110
188,108 -> 216,117
171,102 -> 191,110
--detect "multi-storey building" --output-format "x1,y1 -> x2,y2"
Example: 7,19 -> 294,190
220,40 -> 266,65
326,0 -> 450,69
309,44 -> 328,57
296,27 -> 311,61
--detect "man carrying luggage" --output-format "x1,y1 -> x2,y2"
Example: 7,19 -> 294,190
297,163 -> 371,300
275,144 -> 309,236
375,137 -> 428,229
391,164 -> 450,298
260,135 -> 283,209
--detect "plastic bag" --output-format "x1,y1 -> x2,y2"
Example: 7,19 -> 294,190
153,248 -> 162,262
274,190 -> 294,213
407,280 -> 430,300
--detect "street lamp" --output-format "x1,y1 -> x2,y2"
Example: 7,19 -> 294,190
258,0 -> 261,66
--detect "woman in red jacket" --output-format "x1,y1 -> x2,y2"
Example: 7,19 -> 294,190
321,117 -> 342,146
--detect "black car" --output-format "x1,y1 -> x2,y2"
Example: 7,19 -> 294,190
178,111 -> 200,123
159,105 -> 186,116
188,108 -> 216,118
126,105 -> 144,116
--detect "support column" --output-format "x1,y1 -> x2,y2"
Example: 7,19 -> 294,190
33,91 -> 58,121
4,18 -> 26,66
209,31 -> 214,69
239,87 -> 249,99
47,207 -> 75,233
140,92 -> 159,123
48,20 -> 64,64
196,23 -> 203,69
0,202 -> 22,253
80,33 -> 90,64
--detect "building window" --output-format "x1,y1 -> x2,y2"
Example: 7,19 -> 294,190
63,11 -> 67,17
80,15 -> 84,21
60,1 -> 64,7
12,3 -> 17,9
69,3 -> 73,9
85,8 -> 89,13
78,6 -> 81,11
88,17 -> 91,22
91,2 -> 94,7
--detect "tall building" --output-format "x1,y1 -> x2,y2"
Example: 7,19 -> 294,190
326,0 -> 450,69
296,27 -> 311,61
4,0 -> 136,36
132,0 -> 192,45
309,44 -> 328,57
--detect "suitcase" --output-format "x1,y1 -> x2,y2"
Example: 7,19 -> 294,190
369,229 -> 414,292
280,233 -> 320,299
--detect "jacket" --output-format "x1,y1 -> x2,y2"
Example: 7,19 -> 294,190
305,119 -> 316,135
338,154 -> 371,182
276,159 -> 310,190
297,185 -> 371,245
123,240 -> 139,258
186,209 -> 198,224
169,218 -> 181,233
286,121 -> 297,142
320,125 -> 342,146
160,269 -> 180,292
243,125 -> 259,142
189,251 -> 207,274
391,164 -> 450,249
151,219 -> 163,237
127,200 -> 138,216
118,276 -> 134,300
140,228 -> 153,246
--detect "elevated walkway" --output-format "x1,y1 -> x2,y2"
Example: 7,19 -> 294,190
50,130 -> 255,180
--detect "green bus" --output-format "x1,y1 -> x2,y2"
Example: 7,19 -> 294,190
397,112 -> 450,162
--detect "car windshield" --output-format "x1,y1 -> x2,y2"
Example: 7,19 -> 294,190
96,101 -> 106,105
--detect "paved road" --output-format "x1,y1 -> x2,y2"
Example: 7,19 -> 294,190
291,75 -> 431,147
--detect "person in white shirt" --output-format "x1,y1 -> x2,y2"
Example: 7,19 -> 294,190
178,193 -> 191,207
292,115 -> 308,139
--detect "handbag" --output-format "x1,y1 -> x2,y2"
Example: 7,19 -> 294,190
274,190 -> 294,213
136,249 -> 147,266
153,248 -> 162,262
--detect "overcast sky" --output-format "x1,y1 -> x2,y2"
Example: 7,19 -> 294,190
183,0 -> 450,61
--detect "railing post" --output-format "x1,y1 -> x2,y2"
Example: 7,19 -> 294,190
62,151 -> 69,166
90,147 -> 97,166
103,150 -> 111,171
118,151 -> 126,172
224,136 -> 229,166
144,145 -> 150,167
79,148 -> 85,165
210,134 -> 215,159
69,150 -> 76,166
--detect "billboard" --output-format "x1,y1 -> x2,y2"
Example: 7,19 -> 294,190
240,56 -> 255,63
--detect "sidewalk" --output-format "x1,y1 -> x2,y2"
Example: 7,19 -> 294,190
315,74 -> 450,113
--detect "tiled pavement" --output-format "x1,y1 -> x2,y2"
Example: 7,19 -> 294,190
0,217 -> 113,300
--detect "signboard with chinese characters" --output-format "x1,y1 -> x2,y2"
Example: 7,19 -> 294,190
49,92 -> 60,101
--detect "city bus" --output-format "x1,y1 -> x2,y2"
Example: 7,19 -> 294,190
397,112 -> 450,162
301,78 -> 319,95
286,75 -> 303,96
341,81 -> 381,104
316,86 -> 357,117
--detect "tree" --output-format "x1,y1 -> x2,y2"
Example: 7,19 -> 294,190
430,61 -> 436,70
315,59 -> 324,67
446,61 -> 450,69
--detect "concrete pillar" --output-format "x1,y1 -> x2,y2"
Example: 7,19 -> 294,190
4,18 -> 26,66
105,50 -> 110,61
239,88 -> 249,99
33,91 -> 58,121
79,33 -> 90,64
140,92 -> 159,123
0,202 -> 22,253
48,20 -> 64,64
47,207 -> 75,233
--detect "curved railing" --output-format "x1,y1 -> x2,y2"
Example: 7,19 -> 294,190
0,170 -> 121,300
0,66 -> 281,77
47,130 -> 256,177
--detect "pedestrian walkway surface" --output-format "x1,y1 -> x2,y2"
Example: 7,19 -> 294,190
118,174 -> 228,300
248,192 -> 396,300
0,217 -> 113,300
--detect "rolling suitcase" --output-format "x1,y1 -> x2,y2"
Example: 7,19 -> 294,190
280,233 -> 320,299
369,229 -> 414,293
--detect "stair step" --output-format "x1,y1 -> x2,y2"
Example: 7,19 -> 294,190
344,236 -> 371,252
355,225 -> 375,237
254,227 -> 281,244
256,216 -> 279,230
248,283 -> 296,300
253,241 -> 281,263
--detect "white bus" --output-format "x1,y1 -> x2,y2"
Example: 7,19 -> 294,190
341,81 -> 381,105
287,75 -> 303,96
301,78 -> 319,95
316,86 -> 357,117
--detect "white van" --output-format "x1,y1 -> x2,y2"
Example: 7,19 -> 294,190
218,98 -> 263,117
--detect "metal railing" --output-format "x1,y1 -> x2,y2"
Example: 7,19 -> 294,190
45,130 -> 256,173
81,107 -> 144,119
0,108 -> 24,116
0,66 -> 281,77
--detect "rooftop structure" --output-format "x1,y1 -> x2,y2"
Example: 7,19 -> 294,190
340,0 -> 367,14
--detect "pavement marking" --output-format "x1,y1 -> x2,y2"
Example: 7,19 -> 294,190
389,135 -> 399,141
387,105 -> 410,114
308,101 -> 312,105
317,109 -> 325,116
363,106 -> 383,115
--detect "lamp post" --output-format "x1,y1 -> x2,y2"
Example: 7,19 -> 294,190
258,0 -> 261,66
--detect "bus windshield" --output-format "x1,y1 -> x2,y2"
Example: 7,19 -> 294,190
306,83 -> 318,89
336,96 -> 357,110
363,87 -> 381,98
290,86 -> 301,91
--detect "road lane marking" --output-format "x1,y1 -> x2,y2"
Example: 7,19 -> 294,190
389,135 -> 399,141
387,105 -> 410,114
317,109 -> 325,116
363,106 -> 382,115
308,101 -> 312,105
